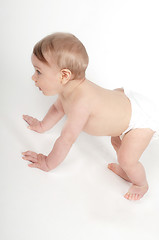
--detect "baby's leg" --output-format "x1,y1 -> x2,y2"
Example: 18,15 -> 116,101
111,136 -> 121,153
109,136 -> 131,182
117,128 -> 154,200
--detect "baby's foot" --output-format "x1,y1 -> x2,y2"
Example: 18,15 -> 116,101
108,163 -> 131,182
124,184 -> 149,200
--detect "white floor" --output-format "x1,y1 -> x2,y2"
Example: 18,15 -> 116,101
1,94 -> 159,239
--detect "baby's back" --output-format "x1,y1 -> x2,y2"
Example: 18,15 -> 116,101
80,80 -> 131,136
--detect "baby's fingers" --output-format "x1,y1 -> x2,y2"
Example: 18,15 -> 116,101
22,151 -> 38,159
28,162 -> 50,172
28,162 -> 39,168
23,115 -> 34,124
22,155 -> 37,163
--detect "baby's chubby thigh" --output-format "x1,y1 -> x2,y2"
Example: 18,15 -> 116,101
117,128 -> 154,169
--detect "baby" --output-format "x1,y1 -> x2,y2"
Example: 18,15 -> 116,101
22,32 -> 159,201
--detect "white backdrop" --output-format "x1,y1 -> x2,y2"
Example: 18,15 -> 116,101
1,0 -> 159,240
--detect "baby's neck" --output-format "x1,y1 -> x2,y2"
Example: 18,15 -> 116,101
60,78 -> 85,99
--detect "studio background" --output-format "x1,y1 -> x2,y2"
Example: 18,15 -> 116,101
1,0 -> 159,239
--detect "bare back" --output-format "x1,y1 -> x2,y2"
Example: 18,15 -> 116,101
60,79 -> 131,137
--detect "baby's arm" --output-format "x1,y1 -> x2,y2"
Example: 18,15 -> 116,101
46,102 -> 90,170
41,97 -> 65,131
23,101 -> 90,171
23,97 -> 65,133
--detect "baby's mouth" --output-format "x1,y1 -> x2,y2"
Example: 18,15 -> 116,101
39,87 -> 42,91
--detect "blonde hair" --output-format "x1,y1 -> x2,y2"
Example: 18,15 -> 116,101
33,32 -> 89,80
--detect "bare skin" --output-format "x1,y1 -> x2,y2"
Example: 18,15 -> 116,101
108,136 -> 132,183
22,53 -> 155,201
108,129 -> 154,200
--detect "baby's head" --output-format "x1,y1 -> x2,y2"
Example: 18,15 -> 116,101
33,32 -> 89,80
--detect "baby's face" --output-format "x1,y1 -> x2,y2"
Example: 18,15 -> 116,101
31,53 -> 62,96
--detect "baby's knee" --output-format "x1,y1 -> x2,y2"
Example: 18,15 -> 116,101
117,151 -> 135,170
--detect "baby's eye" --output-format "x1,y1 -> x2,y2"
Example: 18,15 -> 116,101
36,70 -> 41,75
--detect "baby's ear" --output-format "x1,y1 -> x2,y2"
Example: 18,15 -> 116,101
60,69 -> 72,85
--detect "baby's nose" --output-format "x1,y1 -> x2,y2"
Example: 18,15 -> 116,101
32,74 -> 36,81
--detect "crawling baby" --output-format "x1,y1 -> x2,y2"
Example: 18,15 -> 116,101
22,32 -> 159,201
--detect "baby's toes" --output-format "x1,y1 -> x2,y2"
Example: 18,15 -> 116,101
124,192 -> 135,200
124,192 -> 141,201
136,194 -> 142,200
131,194 -> 137,200
133,194 -> 139,200
128,194 -> 133,200
124,192 -> 130,199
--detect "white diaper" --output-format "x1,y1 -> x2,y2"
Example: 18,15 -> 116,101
120,87 -> 159,140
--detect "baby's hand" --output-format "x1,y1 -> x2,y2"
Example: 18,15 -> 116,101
22,151 -> 50,172
23,115 -> 45,133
